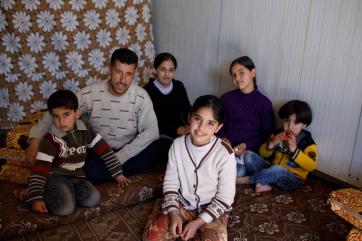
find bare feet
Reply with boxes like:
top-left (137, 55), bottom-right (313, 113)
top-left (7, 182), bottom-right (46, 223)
top-left (236, 176), bottom-right (250, 184)
top-left (255, 183), bottom-right (272, 193)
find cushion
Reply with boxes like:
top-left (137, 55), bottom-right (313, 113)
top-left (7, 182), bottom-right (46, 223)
top-left (329, 188), bottom-right (362, 230)
top-left (6, 123), bottom-right (32, 150)
top-left (5, 110), bottom-right (46, 150)
top-left (346, 227), bottom-right (362, 241)
top-left (0, 147), bottom-right (28, 166)
top-left (0, 164), bottom-right (30, 184)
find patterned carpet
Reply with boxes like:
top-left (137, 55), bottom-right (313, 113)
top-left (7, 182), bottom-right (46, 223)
top-left (7, 175), bottom-right (351, 241)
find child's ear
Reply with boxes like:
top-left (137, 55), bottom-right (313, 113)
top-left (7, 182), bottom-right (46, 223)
top-left (251, 68), bottom-right (256, 78)
top-left (75, 108), bottom-right (81, 119)
top-left (215, 123), bottom-right (223, 133)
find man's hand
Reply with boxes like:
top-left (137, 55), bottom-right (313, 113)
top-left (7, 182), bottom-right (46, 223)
top-left (115, 175), bottom-right (131, 188)
top-left (168, 210), bottom-right (183, 237)
top-left (180, 218), bottom-right (205, 240)
top-left (32, 200), bottom-right (48, 213)
top-left (26, 138), bottom-right (40, 164)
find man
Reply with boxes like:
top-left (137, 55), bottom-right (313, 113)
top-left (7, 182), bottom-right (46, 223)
top-left (27, 48), bottom-right (161, 182)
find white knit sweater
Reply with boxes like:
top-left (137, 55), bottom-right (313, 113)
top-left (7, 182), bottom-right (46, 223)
top-left (162, 135), bottom-right (236, 223)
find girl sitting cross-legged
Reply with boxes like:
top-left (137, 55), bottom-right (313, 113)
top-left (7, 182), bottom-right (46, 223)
top-left (143, 95), bottom-right (236, 241)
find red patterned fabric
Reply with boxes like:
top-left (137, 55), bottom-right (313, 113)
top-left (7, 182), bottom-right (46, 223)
top-left (144, 198), bottom-right (229, 241)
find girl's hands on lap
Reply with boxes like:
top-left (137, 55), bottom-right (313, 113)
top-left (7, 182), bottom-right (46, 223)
top-left (180, 218), bottom-right (205, 240)
top-left (168, 210), bottom-right (183, 237)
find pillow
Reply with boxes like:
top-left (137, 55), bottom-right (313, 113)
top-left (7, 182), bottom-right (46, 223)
top-left (329, 188), bottom-right (362, 230)
top-left (6, 124), bottom-right (32, 150)
top-left (346, 227), bottom-right (362, 241)
top-left (0, 147), bottom-right (29, 167)
top-left (0, 164), bottom-right (30, 184)
top-left (24, 109), bottom-right (47, 124)
top-left (6, 110), bottom-right (46, 150)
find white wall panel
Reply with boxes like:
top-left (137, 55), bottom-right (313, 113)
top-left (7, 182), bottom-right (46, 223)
top-left (152, 0), bottom-right (222, 100)
top-left (152, 0), bottom-right (362, 185)
top-left (349, 108), bottom-right (362, 186)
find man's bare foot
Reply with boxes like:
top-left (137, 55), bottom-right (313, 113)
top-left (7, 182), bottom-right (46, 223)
top-left (236, 176), bottom-right (250, 184)
top-left (255, 183), bottom-right (272, 193)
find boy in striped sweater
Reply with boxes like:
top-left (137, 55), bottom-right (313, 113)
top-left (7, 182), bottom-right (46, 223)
top-left (26, 90), bottom-right (130, 216)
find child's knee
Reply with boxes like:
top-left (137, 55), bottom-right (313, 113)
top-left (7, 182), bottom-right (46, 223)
top-left (273, 165), bottom-right (288, 174)
top-left (49, 199), bottom-right (76, 216)
top-left (244, 151), bottom-right (261, 165)
top-left (79, 189), bottom-right (101, 207)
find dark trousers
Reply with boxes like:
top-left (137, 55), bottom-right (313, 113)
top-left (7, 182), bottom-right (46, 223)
top-left (84, 138), bottom-right (172, 183)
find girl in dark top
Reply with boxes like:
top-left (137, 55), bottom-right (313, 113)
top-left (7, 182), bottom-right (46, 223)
top-left (144, 53), bottom-right (191, 139)
top-left (218, 56), bottom-right (274, 177)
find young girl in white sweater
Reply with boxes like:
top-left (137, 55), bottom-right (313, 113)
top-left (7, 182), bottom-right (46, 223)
top-left (144, 95), bottom-right (236, 241)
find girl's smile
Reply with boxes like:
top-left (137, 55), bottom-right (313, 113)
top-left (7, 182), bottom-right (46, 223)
top-left (189, 107), bottom-right (223, 146)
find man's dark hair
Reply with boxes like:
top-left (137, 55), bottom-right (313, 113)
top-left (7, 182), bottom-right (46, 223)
top-left (111, 48), bottom-right (138, 67)
top-left (47, 90), bottom-right (78, 112)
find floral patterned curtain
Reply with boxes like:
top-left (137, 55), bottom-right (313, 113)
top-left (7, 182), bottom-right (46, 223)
top-left (0, 0), bottom-right (155, 129)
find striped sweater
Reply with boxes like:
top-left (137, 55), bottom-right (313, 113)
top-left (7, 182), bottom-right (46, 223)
top-left (27, 120), bottom-right (122, 204)
top-left (29, 81), bottom-right (159, 165)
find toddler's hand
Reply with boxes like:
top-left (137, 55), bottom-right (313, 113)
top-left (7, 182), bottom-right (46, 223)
top-left (115, 175), bottom-right (131, 188)
top-left (287, 134), bottom-right (297, 152)
top-left (268, 132), bottom-right (285, 149)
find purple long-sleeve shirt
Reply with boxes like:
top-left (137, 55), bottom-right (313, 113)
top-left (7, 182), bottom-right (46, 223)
top-left (218, 89), bottom-right (274, 152)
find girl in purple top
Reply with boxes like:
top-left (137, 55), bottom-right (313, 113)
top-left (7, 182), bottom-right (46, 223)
top-left (218, 56), bottom-right (274, 176)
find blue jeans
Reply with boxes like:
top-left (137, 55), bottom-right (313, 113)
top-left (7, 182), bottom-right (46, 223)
top-left (44, 175), bottom-right (100, 216)
top-left (244, 151), bottom-right (304, 190)
top-left (236, 154), bottom-right (246, 176)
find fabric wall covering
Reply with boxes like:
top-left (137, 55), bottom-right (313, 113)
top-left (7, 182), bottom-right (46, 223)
top-left (0, 0), bottom-right (155, 129)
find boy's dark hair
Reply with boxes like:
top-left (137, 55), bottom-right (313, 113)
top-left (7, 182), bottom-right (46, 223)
top-left (229, 56), bottom-right (257, 89)
top-left (191, 95), bottom-right (225, 123)
top-left (154, 52), bottom-right (177, 69)
top-left (111, 48), bottom-right (138, 67)
top-left (47, 90), bottom-right (78, 112)
top-left (278, 100), bottom-right (312, 126)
